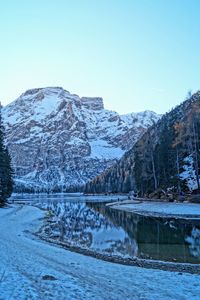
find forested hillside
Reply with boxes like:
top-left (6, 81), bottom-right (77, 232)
top-left (85, 91), bottom-right (200, 195)
top-left (0, 104), bottom-right (13, 204)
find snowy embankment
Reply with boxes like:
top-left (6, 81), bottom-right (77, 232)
top-left (112, 201), bottom-right (200, 218)
top-left (0, 205), bottom-right (200, 299)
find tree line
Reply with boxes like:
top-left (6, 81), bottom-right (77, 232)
top-left (0, 104), bottom-right (13, 205)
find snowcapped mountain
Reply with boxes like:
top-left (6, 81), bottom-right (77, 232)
top-left (3, 87), bottom-right (160, 192)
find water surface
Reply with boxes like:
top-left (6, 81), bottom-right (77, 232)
top-left (10, 194), bottom-right (200, 264)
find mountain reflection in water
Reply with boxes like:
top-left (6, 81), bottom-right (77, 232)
top-left (37, 200), bottom-right (138, 258)
top-left (33, 198), bottom-right (200, 264)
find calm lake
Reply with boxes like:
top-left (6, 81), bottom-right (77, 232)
top-left (11, 194), bottom-right (200, 264)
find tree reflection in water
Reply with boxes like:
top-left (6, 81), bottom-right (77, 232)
top-left (36, 199), bottom-right (200, 263)
top-left (186, 227), bottom-right (200, 258)
top-left (96, 204), bottom-right (200, 263)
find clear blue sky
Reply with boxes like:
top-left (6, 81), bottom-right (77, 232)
top-left (1, 0), bottom-right (200, 114)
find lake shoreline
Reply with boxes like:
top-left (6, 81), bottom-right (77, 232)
top-left (110, 200), bottom-right (200, 221)
top-left (34, 208), bottom-right (200, 275)
top-left (1, 204), bottom-right (199, 299)
top-left (35, 230), bottom-right (200, 275)
top-left (8, 194), bottom-right (200, 273)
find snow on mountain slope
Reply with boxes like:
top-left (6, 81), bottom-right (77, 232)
top-left (3, 87), bottom-right (160, 192)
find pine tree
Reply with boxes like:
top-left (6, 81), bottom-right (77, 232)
top-left (0, 104), bottom-right (13, 205)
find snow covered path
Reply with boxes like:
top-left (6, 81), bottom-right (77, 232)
top-left (0, 205), bottom-right (200, 300)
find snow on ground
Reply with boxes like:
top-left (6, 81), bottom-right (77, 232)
top-left (113, 201), bottom-right (200, 217)
top-left (89, 139), bottom-right (124, 159)
top-left (180, 155), bottom-right (198, 191)
top-left (120, 110), bottom-right (161, 127)
top-left (0, 205), bottom-right (199, 300)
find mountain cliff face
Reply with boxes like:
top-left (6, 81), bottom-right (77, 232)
top-left (3, 87), bottom-right (160, 192)
top-left (85, 92), bottom-right (200, 195)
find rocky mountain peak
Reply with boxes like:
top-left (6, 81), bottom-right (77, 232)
top-left (2, 87), bottom-right (160, 192)
top-left (21, 87), bottom-right (66, 99)
top-left (81, 97), bottom-right (104, 110)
